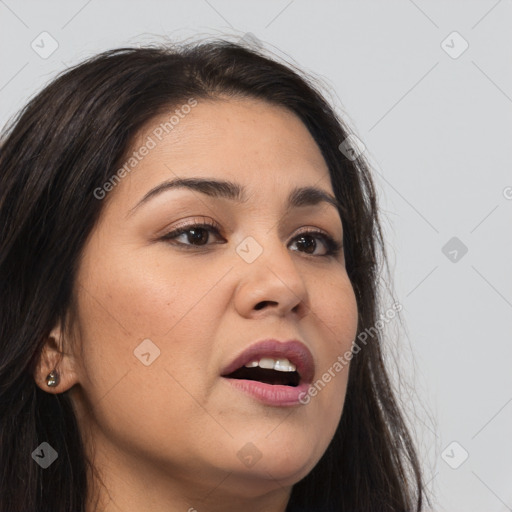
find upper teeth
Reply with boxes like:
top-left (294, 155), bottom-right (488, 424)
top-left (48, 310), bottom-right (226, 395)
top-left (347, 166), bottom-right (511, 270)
top-left (244, 357), bottom-right (297, 372)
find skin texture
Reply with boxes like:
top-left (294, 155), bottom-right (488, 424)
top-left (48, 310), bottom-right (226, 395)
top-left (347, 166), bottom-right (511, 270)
top-left (34, 97), bottom-right (359, 512)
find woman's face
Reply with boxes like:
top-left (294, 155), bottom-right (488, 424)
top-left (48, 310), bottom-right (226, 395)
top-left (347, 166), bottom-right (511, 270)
top-left (65, 97), bottom-right (358, 506)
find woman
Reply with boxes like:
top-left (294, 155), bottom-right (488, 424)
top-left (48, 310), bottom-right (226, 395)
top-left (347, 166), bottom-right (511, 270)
top-left (0, 40), bottom-right (428, 511)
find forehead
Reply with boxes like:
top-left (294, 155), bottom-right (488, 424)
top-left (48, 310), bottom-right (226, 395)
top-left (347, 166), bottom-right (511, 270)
top-left (105, 97), bottom-right (334, 213)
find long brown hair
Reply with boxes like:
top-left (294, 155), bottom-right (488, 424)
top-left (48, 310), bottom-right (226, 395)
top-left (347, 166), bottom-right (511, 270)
top-left (0, 40), bottom-right (428, 511)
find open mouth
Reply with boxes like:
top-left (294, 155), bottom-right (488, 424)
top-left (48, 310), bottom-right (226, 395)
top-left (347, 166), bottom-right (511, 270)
top-left (225, 357), bottom-right (301, 387)
top-left (221, 340), bottom-right (314, 406)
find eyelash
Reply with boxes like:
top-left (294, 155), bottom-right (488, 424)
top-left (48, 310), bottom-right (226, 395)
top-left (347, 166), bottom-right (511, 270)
top-left (160, 218), bottom-right (343, 258)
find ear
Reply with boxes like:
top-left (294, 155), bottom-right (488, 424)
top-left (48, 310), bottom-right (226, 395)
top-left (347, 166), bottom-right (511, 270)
top-left (33, 321), bottom-right (80, 394)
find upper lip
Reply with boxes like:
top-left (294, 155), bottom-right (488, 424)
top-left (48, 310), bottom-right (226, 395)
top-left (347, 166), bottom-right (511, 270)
top-left (221, 339), bottom-right (315, 383)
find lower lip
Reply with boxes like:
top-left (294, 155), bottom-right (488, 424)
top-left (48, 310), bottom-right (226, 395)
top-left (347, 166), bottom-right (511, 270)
top-left (222, 378), bottom-right (311, 407)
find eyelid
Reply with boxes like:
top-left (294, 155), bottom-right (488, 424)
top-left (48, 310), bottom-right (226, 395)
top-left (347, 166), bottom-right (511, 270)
top-left (167, 216), bottom-right (221, 231)
top-left (294, 225), bottom-right (332, 238)
top-left (161, 218), bottom-right (339, 242)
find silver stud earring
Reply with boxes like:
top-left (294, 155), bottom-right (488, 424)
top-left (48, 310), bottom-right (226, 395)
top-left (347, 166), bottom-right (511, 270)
top-left (46, 370), bottom-right (60, 387)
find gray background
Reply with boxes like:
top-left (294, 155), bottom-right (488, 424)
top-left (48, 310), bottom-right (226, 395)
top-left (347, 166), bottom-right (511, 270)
top-left (1, 1), bottom-right (511, 510)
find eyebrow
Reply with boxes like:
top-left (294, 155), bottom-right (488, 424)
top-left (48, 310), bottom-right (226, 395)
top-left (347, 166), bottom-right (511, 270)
top-left (127, 177), bottom-right (343, 217)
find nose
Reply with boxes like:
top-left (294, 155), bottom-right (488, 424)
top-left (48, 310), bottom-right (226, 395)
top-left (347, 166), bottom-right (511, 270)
top-left (233, 235), bottom-right (310, 321)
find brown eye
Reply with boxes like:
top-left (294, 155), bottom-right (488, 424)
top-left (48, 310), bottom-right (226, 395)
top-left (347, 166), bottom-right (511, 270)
top-left (161, 223), bottom-right (223, 247)
top-left (289, 230), bottom-right (342, 257)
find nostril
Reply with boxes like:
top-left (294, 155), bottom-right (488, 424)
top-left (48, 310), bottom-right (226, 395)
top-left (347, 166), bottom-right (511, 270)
top-left (254, 300), bottom-right (276, 310)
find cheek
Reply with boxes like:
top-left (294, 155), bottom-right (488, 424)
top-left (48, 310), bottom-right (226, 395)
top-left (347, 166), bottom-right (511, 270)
top-left (77, 243), bottom-right (223, 344)
top-left (72, 246), bottom-right (227, 405)
top-left (315, 271), bottom-right (359, 353)
top-left (306, 272), bottom-right (358, 414)
top-left (71, 255), bottom-right (227, 460)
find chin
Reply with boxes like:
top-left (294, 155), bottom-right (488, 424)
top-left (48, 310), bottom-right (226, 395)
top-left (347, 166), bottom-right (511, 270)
top-left (226, 436), bottom-right (324, 494)
top-left (221, 456), bottom-right (318, 501)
